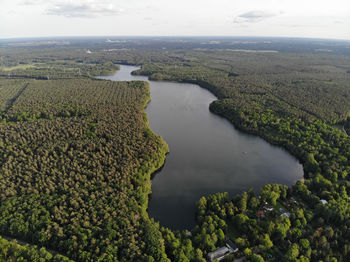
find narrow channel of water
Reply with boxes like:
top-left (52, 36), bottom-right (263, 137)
top-left (98, 65), bottom-right (303, 230)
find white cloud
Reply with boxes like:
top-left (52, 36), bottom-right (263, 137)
top-left (46, 1), bottom-right (124, 18)
top-left (21, 0), bottom-right (37, 5)
top-left (0, 0), bottom-right (349, 39)
top-left (17, 0), bottom-right (125, 18)
top-left (234, 10), bottom-right (282, 23)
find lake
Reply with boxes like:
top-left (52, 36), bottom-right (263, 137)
top-left (98, 65), bottom-right (303, 230)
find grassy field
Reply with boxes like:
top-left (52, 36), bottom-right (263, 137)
top-left (0, 63), bottom-right (38, 71)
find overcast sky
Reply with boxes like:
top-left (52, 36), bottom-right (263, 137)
top-left (1, 0), bottom-right (349, 40)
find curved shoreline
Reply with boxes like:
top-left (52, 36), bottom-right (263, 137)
top-left (100, 64), bottom-right (303, 229)
top-left (131, 66), bottom-right (305, 170)
top-left (96, 72), bottom-right (170, 219)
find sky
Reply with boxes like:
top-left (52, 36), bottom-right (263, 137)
top-left (0, 0), bottom-right (349, 40)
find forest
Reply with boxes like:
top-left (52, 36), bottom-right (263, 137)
top-left (0, 236), bottom-right (73, 261)
top-left (0, 37), bottom-right (349, 261)
top-left (0, 76), bottom-right (169, 261)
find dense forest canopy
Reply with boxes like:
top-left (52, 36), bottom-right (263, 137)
top-left (0, 37), bottom-right (349, 261)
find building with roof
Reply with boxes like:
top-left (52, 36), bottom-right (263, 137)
top-left (207, 239), bottom-right (239, 261)
top-left (207, 246), bottom-right (230, 261)
top-left (320, 199), bottom-right (328, 205)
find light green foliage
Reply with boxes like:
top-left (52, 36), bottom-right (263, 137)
top-left (0, 79), bottom-right (28, 111)
top-left (0, 78), bottom-right (169, 261)
top-left (1, 39), bottom-right (350, 262)
top-left (239, 192), bottom-right (248, 213)
top-left (285, 243), bottom-right (300, 261)
top-left (275, 216), bottom-right (291, 239)
top-left (249, 197), bottom-right (260, 209)
top-left (259, 234), bottom-right (273, 251)
top-left (244, 248), bottom-right (253, 256)
top-left (0, 59), bottom-right (118, 79)
top-left (235, 214), bottom-right (249, 227)
top-left (260, 185), bottom-right (278, 205)
top-left (0, 236), bottom-right (73, 262)
top-left (299, 239), bottom-right (310, 250)
top-left (5, 79), bottom-right (149, 121)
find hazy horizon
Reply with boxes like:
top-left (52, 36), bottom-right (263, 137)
top-left (1, 35), bottom-right (350, 42)
top-left (1, 0), bottom-right (350, 40)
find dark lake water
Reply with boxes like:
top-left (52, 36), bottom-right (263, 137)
top-left (98, 65), bottom-right (303, 230)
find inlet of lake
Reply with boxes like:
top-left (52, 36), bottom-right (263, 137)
top-left (98, 65), bottom-right (303, 230)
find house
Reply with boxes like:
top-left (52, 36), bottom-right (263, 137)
top-left (264, 206), bottom-right (274, 212)
top-left (207, 246), bottom-right (230, 261)
top-left (257, 210), bottom-right (265, 218)
top-left (279, 208), bottom-right (291, 218)
top-left (207, 239), bottom-right (239, 261)
top-left (282, 202), bottom-right (291, 207)
top-left (226, 240), bottom-right (239, 253)
top-left (291, 198), bottom-right (299, 205)
top-left (281, 212), bottom-right (291, 218)
top-left (320, 199), bottom-right (328, 205)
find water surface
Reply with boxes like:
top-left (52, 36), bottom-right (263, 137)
top-left (98, 65), bottom-right (303, 230)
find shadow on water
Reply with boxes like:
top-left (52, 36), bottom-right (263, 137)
top-left (150, 154), bottom-right (169, 180)
top-left (147, 155), bottom-right (169, 209)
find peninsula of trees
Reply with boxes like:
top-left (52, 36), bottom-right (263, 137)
top-left (0, 37), bottom-right (349, 261)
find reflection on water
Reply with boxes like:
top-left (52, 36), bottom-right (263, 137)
top-left (98, 65), bottom-right (303, 230)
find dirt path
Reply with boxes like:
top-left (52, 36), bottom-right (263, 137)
top-left (5, 82), bottom-right (29, 112)
top-left (1, 234), bottom-right (68, 258)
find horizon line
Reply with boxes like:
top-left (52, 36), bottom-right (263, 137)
top-left (1, 35), bottom-right (350, 42)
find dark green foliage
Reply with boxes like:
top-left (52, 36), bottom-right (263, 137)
top-left (133, 51), bottom-right (350, 124)
top-left (0, 79), bottom-right (29, 112)
top-left (1, 38), bottom-right (350, 261)
top-left (0, 59), bottom-right (119, 80)
top-left (0, 236), bottom-right (73, 262)
top-left (0, 78), bottom-right (169, 261)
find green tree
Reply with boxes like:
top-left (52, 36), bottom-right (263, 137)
top-left (259, 234), bottom-right (273, 251)
top-left (285, 243), bottom-right (299, 261)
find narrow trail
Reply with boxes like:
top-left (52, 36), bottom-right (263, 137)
top-left (5, 82), bottom-right (29, 112)
top-left (1, 234), bottom-right (68, 258)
